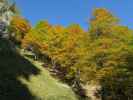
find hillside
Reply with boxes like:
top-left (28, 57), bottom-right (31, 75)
top-left (0, 38), bottom-right (77, 100)
top-left (1, 1), bottom-right (133, 99)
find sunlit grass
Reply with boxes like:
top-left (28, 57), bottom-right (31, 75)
top-left (19, 58), bottom-right (77, 100)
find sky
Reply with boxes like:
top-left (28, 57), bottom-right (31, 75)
top-left (15, 0), bottom-right (133, 30)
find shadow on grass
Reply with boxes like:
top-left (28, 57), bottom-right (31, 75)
top-left (0, 39), bottom-right (40, 100)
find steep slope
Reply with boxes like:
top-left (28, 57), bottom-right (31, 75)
top-left (19, 58), bottom-right (77, 100)
top-left (0, 38), bottom-right (77, 100)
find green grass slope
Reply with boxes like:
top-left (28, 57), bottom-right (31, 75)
top-left (20, 59), bottom-right (77, 100)
top-left (0, 38), bottom-right (77, 100)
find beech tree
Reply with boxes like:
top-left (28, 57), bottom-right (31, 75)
top-left (9, 16), bottom-right (31, 44)
top-left (88, 8), bottom-right (133, 100)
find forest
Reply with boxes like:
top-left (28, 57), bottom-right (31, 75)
top-left (0, 0), bottom-right (133, 100)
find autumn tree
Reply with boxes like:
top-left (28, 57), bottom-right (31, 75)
top-left (88, 8), bottom-right (133, 100)
top-left (89, 8), bottom-right (118, 37)
top-left (21, 21), bottom-right (52, 58)
top-left (9, 16), bottom-right (31, 44)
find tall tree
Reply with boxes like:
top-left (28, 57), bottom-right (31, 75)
top-left (89, 8), bottom-right (119, 37)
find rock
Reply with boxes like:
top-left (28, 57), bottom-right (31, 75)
top-left (84, 83), bottom-right (102, 100)
top-left (0, 0), bottom-right (14, 38)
